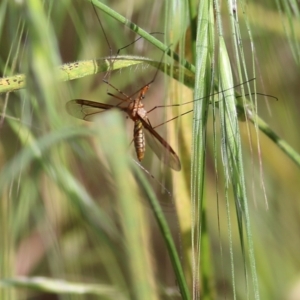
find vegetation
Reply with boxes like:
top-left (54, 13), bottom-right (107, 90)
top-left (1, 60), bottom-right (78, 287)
top-left (0, 0), bottom-right (300, 299)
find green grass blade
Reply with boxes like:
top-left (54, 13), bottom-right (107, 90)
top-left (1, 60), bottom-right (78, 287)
top-left (94, 110), bottom-right (159, 299)
top-left (0, 56), bottom-right (195, 94)
top-left (243, 106), bottom-right (300, 171)
top-left (218, 35), bottom-right (260, 300)
top-left (91, 0), bottom-right (195, 74)
top-left (191, 0), bottom-right (214, 298)
top-left (1, 277), bottom-right (126, 299)
top-left (132, 163), bottom-right (190, 300)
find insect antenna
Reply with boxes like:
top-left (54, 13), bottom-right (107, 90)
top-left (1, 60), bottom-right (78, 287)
top-left (149, 78), bottom-right (278, 129)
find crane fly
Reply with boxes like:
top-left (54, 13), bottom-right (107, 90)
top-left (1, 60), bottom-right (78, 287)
top-left (66, 83), bottom-right (182, 171)
top-left (65, 4), bottom-right (182, 171)
top-left (66, 74), bottom-right (277, 173)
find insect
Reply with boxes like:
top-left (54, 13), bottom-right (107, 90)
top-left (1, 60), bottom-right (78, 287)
top-left (66, 79), bottom-right (182, 171)
top-left (66, 2), bottom-right (182, 170)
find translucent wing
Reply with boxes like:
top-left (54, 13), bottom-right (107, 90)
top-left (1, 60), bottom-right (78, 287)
top-left (66, 99), bottom-right (124, 121)
top-left (140, 118), bottom-right (181, 171)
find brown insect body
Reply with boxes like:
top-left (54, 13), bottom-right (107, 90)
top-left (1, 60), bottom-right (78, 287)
top-left (133, 119), bottom-right (145, 161)
top-left (126, 85), bottom-right (150, 162)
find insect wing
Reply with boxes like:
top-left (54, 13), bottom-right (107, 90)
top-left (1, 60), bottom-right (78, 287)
top-left (141, 118), bottom-right (181, 171)
top-left (66, 99), bottom-right (116, 121)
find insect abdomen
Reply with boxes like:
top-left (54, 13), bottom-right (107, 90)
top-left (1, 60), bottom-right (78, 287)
top-left (133, 120), bottom-right (145, 161)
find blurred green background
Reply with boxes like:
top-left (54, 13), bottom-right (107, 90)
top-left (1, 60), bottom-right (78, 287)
top-left (0, 0), bottom-right (300, 299)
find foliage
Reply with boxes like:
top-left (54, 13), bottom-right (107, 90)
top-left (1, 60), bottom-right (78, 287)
top-left (0, 0), bottom-right (300, 299)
